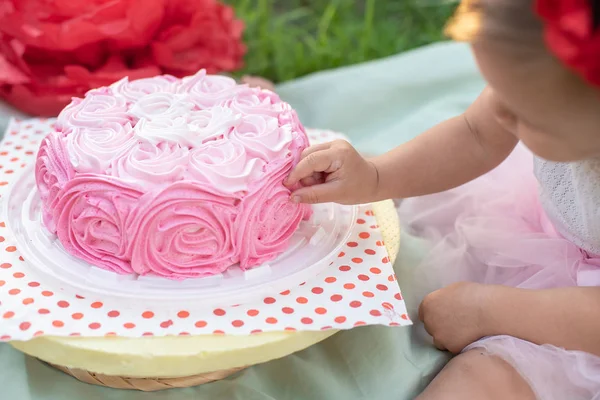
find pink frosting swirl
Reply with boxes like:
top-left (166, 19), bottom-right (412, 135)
top-left (186, 138), bottom-right (265, 194)
top-left (57, 94), bottom-right (130, 131)
top-left (229, 114), bottom-right (294, 161)
top-left (110, 75), bottom-right (178, 103)
top-left (52, 175), bottom-right (143, 274)
top-left (235, 161), bottom-right (311, 268)
top-left (278, 106), bottom-right (305, 137)
top-left (35, 132), bottom-right (75, 207)
top-left (65, 122), bottom-right (136, 173)
top-left (35, 132), bottom-right (76, 232)
top-left (278, 108), bottom-right (309, 162)
top-left (224, 86), bottom-right (282, 117)
top-left (177, 70), bottom-right (239, 109)
top-left (110, 141), bottom-right (190, 186)
top-left (126, 182), bottom-right (238, 278)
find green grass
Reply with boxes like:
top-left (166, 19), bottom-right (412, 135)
top-left (226, 0), bottom-right (458, 82)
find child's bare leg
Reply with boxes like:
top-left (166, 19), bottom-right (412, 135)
top-left (416, 350), bottom-right (536, 400)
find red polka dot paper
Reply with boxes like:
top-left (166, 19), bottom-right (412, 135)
top-left (0, 119), bottom-right (411, 342)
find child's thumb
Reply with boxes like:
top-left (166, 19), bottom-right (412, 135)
top-left (291, 182), bottom-right (341, 205)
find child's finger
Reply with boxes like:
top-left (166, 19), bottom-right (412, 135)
top-left (240, 75), bottom-right (276, 91)
top-left (418, 302), bottom-right (425, 323)
top-left (432, 338), bottom-right (446, 352)
top-left (300, 172), bottom-right (324, 187)
top-left (290, 181), bottom-right (342, 204)
top-left (300, 142), bottom-right (331, 159)
top-left (286, 149), bottom-right (341, 186)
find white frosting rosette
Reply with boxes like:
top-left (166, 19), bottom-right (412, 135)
top-left (132, 116), bottom-right (196, 147)
top-left (187, 106), bottom-right (240, 143)
top-left (128, 92), bottom-right (195, 122)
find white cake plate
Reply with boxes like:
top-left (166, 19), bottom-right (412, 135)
top-left (4, 167), bottom-right (357, 308)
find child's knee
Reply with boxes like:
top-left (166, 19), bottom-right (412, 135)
top-left (418, 350), bottom-right (536, 400)
top-left (455, 350), bottom-right (533, 394)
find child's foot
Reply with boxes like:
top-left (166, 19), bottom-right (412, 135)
top-left (241, 75), bottom-right (276, 92)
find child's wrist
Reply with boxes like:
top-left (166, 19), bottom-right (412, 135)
top-left (367, 159), bottom-right (381, 200)
top-left (478, 285), bottom-right (521, 338)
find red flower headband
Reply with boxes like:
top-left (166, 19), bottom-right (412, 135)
top-left (535, 0), bottom-right (600, 87)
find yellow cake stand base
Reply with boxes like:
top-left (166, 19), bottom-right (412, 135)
top-left (10, 200), bottom-right (400, 391)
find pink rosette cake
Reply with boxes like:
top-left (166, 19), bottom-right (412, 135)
top-left (35, 70), bottom-right (311, 279)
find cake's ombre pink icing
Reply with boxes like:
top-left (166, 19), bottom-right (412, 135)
top-left (35, 70), bottom-right (311, 279)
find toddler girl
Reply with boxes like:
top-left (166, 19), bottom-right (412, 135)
top-left (284, 0), bottom-right (600, 399)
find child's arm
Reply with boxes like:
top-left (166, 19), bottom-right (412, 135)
top-left (419, 283), bottom-right (600, 357)
top-left (371, 87), bottom-right (518, 200)
top-left (491, 286), bottom-right (600, 357)
top-left (287, 87), bottom-right (519, 204)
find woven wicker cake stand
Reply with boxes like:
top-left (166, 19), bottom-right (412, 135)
top-left (10, 200), bottom-right (401, 391)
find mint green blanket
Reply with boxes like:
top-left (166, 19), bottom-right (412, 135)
top-left (0, 42), bottom-right (484, 400)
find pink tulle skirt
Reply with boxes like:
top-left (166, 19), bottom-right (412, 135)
top-left (398, 145), bottom-right (600, 400)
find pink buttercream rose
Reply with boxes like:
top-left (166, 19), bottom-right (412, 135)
top-left (52, 175), bottom-right (143, 274)
top-left (278, 108), bottom-right (308, 162)
top-left (35, 132), bottom-right (74, 205)
top-left (229, 113), bottom-right (294, 162)
top-left (235, 160), bottom-right (311, 268)
top-left (126, 181), bottom-right (238, 278)
top-left (278, 107), bottom-right (306, 137)
top-left (177, 70), bottom-right (239, 108)
top-left (66, 122), bottom-right (137, 173)
top-left (35, 132), bottom-right (75, 233)
top-left (35, 131), bottom-right (75, 232)
top-left (110, 75), bottom-right (179, 104)
top-left (57, 93), bottom-right (131, 131)
top-left (110, 140), bottom-right (189, 186)
top-left (186, 138), bottom-right (264, 194)
top-left (224, 86), bottom-right (281, 117)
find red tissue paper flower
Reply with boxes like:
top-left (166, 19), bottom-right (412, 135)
top-left (0, 0), bottom-right (246, 116)
top-left (535, 0), bottom-right (600, 87)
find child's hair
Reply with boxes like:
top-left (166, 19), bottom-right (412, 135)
top-left (446, 0), bottom-right (600, 89)
top-left (447, 0), bottom-right (600, 47)
top-left (446, 0), bottom-right (543, 48)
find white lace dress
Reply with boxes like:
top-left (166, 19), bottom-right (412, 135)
top-left (399, 144), bottom-right (600, 400)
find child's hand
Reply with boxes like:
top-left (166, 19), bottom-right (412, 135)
top-left (240, 75), bottom-right (276, 92)
top-left (285, 140), bottom-right (379, 205)
top-left (418, 282), bottom-right (498, 354)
